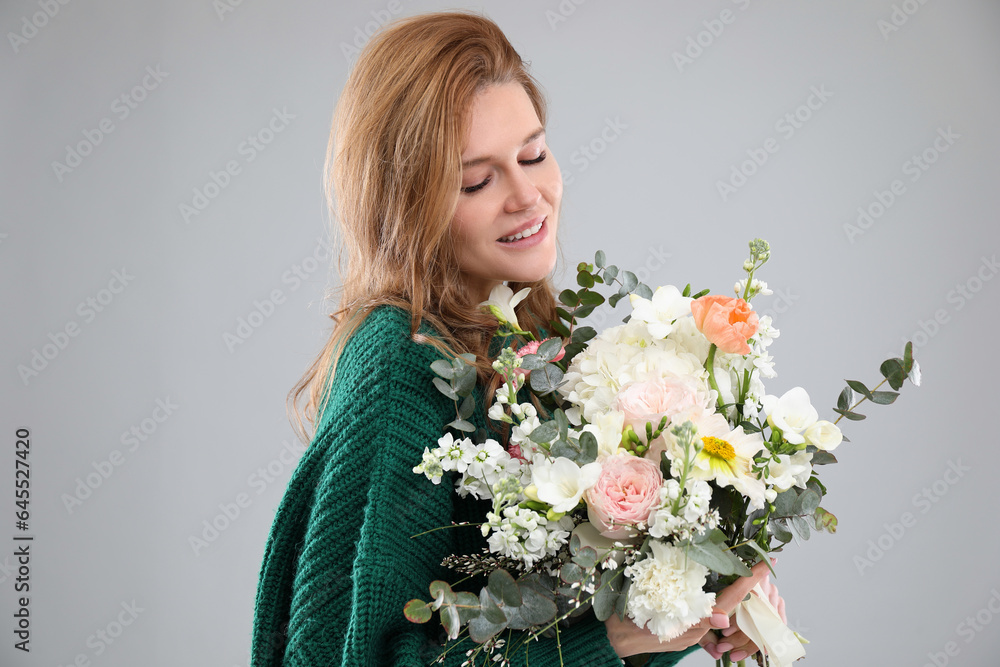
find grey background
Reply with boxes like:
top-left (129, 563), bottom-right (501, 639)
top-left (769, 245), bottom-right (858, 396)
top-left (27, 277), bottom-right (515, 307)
top-left (3, 0), bottom-right (999, 665)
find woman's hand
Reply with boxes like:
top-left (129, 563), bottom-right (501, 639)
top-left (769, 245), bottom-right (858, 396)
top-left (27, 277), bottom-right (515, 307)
top-left (605, 559), bottom-right (773, 658)
top-left (700, 571), bottom-right (786, 662)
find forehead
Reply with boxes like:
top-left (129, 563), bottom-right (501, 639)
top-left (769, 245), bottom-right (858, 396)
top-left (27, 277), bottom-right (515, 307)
top-left (462, 83), bottom-right (542, 157)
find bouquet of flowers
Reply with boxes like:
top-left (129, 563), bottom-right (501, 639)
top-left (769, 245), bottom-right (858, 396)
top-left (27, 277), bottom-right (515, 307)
top-left (406, 239), bottom-right (918, 666)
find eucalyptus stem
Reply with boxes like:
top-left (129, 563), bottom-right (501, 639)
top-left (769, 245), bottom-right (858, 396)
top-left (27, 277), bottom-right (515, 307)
top-left (833, 377), bottom-right (889, 425)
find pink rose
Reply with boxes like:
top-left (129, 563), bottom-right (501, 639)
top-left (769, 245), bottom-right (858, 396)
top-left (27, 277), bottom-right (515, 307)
top-left (511, 337), bottom-right (565, 379)
top-left (615, 377), bottom-right (708, 436)
top-left (585, 454), bottom-right (663, 539)
top-left (690, 295), bottom-right (759, 355)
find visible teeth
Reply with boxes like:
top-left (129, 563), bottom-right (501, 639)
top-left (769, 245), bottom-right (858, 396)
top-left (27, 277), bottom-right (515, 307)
top-left (500, 221), bottom-right (543, 243)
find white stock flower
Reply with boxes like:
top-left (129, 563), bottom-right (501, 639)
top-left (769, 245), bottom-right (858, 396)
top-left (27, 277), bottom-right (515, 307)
top-left (479, 284), bottom-right (531, 329)
top-left (531, 456), bottom-right (602, 513)
top-left (629, 285), bottom-right (693, 339)
top-left (625, 540), bottom-right (716, 642)
top-left (804, 420), bottom-right (842, 451)
top-left (761, 387), bottom-right (818, 445)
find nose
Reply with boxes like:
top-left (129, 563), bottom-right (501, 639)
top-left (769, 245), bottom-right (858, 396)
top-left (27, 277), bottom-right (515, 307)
top-left (504, 167), bottom-right (542, 213)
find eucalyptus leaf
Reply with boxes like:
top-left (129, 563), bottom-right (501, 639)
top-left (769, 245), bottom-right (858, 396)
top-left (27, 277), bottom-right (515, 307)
top-left (558, 289), bottom-right (580, 307)
top-left (578, 431), bottom-right (598, 464)
top-left (870, 391), bottom-right (899, 405)
top-left (519, 353), bottom-right (547, 371)
top-left (685, 537), bottom-right (752, 577)
top-left (537, 337), bottom-right (564, 361)
top-left (813, 507), bottom-right (838, 534)
top-left (832, 408), bottom-right (866, 421)
top-left (528, 421), bottom-right (559, 445)
top-left (448, 419), bottom-right (475, 432)
top-left (837, 387), bottom-right (852, 412)
top-left (791, 515), bottom-right (812, 540)
top-left (773, 489), bottom-right (799, 517)
top-left (880, 358), bottom-right (906, 391)
top-left (430, 359), bottom-right (455, 379)
top-left (560, 563), bottom-right (585, 584)
top-left (433, 377), bottom-right (458, 400)
top-left (571, 326), bottom-right (597, 343)
top-left (453, 365), bottom-right (477, 397)
top-left (595, 250), bottom-right (606, 268)
top-left (603, 265), bottom-right (619, 282)
top-left (846, 380), bottom-right (873, 400)
top-left (505, 584), bottom-right (557, 629)
top-left (620, 271), bottom-right (638, 294)
top-left (469, 588), bottom-right (507, 643)
top-left (634, 283), bottom-right (653, 299)
top-left (403, 599), bottom-right (432, 623)
top-left (529, 363), bottom-right (564, 395)
top-left (455, 591), bottom-right (482, 624)
top-left (770, 519), bottom-right (793, 543)
top-left (811, 451), bottom-right (838, 465)
top-left (796, 489), bottom-right (821, 515)
top-left (743, 508), bottom-right (767, 539)
top-left (554, 409), bottom-right (570, 438)
top-left (572, 546), bottom-right (599, 570)
top-left (488, 569), bottom-right (522, 608)
top-left (458, 395), bottom-right (475, 420)
top-left (903, 341), bottom-right (914, 374)
top-left (593, 568), bottom-right (622, 621)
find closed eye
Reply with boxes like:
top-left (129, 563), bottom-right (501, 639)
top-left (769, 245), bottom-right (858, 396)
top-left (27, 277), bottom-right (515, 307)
top-left (461, 151), bottom-right (548, 194)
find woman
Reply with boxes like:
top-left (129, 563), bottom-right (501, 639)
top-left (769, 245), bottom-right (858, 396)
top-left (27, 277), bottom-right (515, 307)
top-left (251, 10), bottom-right (777, 666)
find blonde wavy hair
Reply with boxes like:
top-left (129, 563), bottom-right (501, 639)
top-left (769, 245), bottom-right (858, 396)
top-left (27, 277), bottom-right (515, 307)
top-left (288, 10), bottom-right (560, 443)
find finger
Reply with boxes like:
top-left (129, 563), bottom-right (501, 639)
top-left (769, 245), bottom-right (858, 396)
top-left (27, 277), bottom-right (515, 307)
top-left (713, 560), bottom-right (772, 615)
top-left (778, 596), bottom-right (787, 624)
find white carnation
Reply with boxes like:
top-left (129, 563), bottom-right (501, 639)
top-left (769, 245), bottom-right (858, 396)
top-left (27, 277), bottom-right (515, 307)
top-left (625, 541), bottom-right (715, 641)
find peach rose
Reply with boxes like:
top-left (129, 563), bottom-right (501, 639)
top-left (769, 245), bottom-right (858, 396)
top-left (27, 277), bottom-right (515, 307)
top-left (615, 377), bottom-right (709, 436)
top-left (585, 454), bottom-right (663, 539)
top-left (690, 295), bottom-right (759, 355)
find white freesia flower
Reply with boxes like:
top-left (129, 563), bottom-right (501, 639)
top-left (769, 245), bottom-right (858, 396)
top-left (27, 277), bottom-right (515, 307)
top-left (629, 286), bottom-right (693, 339)
top-left (625, 540), bottom-right (716, 641)
top-left (908, 360), bottom-right (921, 387)
top-left (479, 284), bottom-right (531, 329)
top-left (803, 420), bottom-right (842, 451)
top-left (761, 387), bottom-right (819, 445)
top-left (531, 456), bottom-right (602, 513)
top-left (765, 451), bottom-right (813, 496)
top-left (580, 410), bottom-right (626, 460)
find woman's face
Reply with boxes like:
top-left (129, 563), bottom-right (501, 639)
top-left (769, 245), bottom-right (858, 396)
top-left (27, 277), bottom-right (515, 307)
top-left (451, 82), bottom-right (562, 304)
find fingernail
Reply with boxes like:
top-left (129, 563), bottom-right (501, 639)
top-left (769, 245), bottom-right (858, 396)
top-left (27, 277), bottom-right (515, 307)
top-left (730, 651), bottom-right (749, 661)
top-left (770, 557), bottom-right (778, 565)
top-left (711, 612), bottom-right (730, 629)
top-left (721, 625), bottom-right (737, 637)
top-left (705, 643), bottom-right (721, 659)
top-left (717, 643), bottom-right (734, 653)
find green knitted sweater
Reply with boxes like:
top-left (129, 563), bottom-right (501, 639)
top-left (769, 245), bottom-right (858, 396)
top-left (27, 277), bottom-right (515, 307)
top-left (251, 305), bottom-right (699, 666)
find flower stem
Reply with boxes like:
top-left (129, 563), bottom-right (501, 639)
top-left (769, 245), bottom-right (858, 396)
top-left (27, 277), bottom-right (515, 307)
top-left (705, 344), bottom-right (725, 411)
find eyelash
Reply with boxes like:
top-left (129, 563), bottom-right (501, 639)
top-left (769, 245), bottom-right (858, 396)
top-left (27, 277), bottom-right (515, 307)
top-left (461, 151), bottom-right (548, 194)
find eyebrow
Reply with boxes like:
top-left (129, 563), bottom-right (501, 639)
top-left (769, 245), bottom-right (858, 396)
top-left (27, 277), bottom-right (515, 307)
top-left (461, 127), bottom-right (545, 169)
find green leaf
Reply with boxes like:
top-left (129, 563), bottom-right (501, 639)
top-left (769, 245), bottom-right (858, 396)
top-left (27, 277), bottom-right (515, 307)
top-left (505, 584), bottom-right (557, 629)
top-left (634, 283), bottom-right (653, 300)
top-left (790, 515), bottom-right (811, 540)
top-left (620, 271), bottom-right (638, 294)
top-left (773, 489), bottom-right (798, 517)
top-left (742, 508), bottom-right (767, 540)
top-left (686, 537), bottom-right (752, 577)
top-left (578, 431), bottom-right (598, 464)
top-left (573, 304), bottom-right (597, 319)
top-left (837, 387), bottom-right (852, 412)
top-left (529, 363), bottom-right (564, 395)
top-left (770, 519), bottom-right (793, 543)
top-left (846, 380), bottom-right (873, 400)
top-left (871, 391), bottom-right (899, 405)
top-left (832, 408), bottom-right (866, 421)
top-left (811, 451), bottom-right (838, 465)
top-left (455, 591), bottom-right (482, 624)
top-left (795, 490), bottom-right (821, 515)
top-left (403, 599), bottom-right (432, 623)
top-left (742, 541), bottom-right (776, 578)
top-left (549, 319), bottom-right (571, 338)
top-left (577, 271), bottom-right (595, 288)
top-left (813, 507), bottom-right (838, 534)
top-left (469, 588), bottom-right (507, 643)
top-left (592, 568), bottom-right (622, 621)
top-left (579, 290), bottom-right (605, 306)
top-left (560, 563), bottom-right (585, 584)
top-left (554, 409), bottom-right (570, 439)
top-left (550, 438), bottom-right (581, 462)
top-left (691, 288), bottom-right (710, 299)
top-left (572, 546), bottom-right (599, 569)
top-left (569, 532), bottom-right (581, 555)
top-left (902, 341), bottom-right (914, 374)
top-left (528, 421), bottom-right (559, 444)
top-left (458, 395), bottom-right (475, 420)
top-left (603, 265), bottom-right (619, 282)
top-left (880, 358), bottom-right (906, 391)
top-left (431, 359), bottom-right (455, 379)
top-left (453, 365), bottom-right (477, 397)
top-left (433, 377), bottom-right (458, 400)
top-left (448, 419), bottom-right (475, 432)
top-left (537, 337), bottom-right (564, 361)
top-left (571, 326), bottom-right (597, 344)
top-left (488, 569), bottom-right (522, 608)
top-left (595, 250), bottom-right (606, 268)
top-left (519, 353), bottom-right (547, 371)
top-left (608, 293), bottom-right (622, 308)
top-left (739, 421), bottom-right (761, 434)
top-left (558, 289), bottom-right (580, 307)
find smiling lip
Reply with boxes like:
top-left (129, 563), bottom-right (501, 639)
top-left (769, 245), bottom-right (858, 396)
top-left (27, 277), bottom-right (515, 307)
top-left (497, 216), bottom-right (547, 247)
